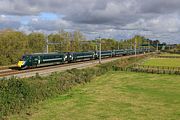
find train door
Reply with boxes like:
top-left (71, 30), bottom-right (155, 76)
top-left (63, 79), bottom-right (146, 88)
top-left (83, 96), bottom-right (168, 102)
top-left (38, 56), bottom-right (41, 64)
top-left (32, 56), bottom-right (38, 67)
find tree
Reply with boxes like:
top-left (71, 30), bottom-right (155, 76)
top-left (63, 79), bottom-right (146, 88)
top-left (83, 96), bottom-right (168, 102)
top-left (28, 32), bottom-right (46, 53)
top-left (0, 29), bottom-right (29, 65)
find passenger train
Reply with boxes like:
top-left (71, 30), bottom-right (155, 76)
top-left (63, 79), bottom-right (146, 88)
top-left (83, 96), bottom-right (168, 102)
top-left (17, 49), bottom-right (150, 69)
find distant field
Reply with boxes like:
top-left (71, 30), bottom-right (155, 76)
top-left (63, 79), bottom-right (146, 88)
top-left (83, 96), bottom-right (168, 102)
top-left (9, 71), bottom-right (180, 120)
top-left (160, 53), bottom-right (180, 56)
top-left (143, 58), bottom-right (180, 67)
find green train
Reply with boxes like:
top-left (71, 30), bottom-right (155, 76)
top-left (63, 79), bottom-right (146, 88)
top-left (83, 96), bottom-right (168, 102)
top-left (18, 52), bottom-right (67, 69)
top-left (17, 48), bottom-right (151, 69)
top-left (67, 51), bottom-right (96, 62)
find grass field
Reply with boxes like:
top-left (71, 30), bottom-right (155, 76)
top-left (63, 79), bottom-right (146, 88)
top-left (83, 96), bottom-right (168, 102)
top-left (143, 58), bottom-right (180, 67)
top-left (160, 53), bottom-right (180, 56)
top-left (9, 71), bottom-right (180, 120)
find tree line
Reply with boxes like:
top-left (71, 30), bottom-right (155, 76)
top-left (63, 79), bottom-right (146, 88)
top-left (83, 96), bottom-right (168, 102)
top-left (0, 29), bottom-right (155, 65)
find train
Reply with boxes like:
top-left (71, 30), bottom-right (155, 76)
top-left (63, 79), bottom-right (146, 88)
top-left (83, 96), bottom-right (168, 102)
top-left (17, 49), bottom-right (150, 69)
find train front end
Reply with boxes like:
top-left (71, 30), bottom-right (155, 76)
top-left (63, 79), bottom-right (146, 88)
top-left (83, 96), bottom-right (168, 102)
top-left (17, 55), bottom-right (28, 69)
top-left (17, 61), bottom-right (26, 67)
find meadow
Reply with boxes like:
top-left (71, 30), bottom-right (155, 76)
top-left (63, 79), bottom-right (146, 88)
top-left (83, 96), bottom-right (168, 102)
top-left (143, 58), bottom-right (180, 67)
top-left (9, 71), bottom-right (180, 120)
top-left (159, 53), bottom-right (180, 56)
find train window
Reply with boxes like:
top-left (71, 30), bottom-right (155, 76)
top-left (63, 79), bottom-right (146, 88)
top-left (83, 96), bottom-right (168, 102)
top-left (21, 55), bottom-right (29, 60)
top-left (44, 56), bottom-right (48, 59)
top-left (21, 56), bottom-right (25, 60)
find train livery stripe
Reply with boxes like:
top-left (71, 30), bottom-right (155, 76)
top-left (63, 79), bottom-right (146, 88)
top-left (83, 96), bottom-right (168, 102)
top-left (76, 55), bottom-right (93, 58)
top-left (42, 58), bottom-right (63, 62)
top-left (101, 53), bottom-right (112, 55)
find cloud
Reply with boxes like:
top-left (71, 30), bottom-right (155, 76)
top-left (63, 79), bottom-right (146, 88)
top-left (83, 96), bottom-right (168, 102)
top-left (0, 15), bottom-right (21, 29)
top-left (122, 14), bottom-right (180, 33)
top-left (0, 0), bottom-right (180, 43)
top-left (138, 0), bottom-right (180, 14)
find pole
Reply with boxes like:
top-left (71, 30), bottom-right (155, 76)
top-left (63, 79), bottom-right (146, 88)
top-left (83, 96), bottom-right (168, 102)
top-left (156, 42), bottom-right (158, 52)
top-left (59, 28), bottom-right (62, 52)
top-left (46, 35), bottom-right (48, 53)
top-left (95, 45), bottom-right (98, 51)
top-left (118, 41), bottom-right (120, 50)
top-left (148, 41), bottom-right (150, 53)
top-left (135, 38), bottom-right (137, 57)
top-left (99, 36), bottom-right (101, 64)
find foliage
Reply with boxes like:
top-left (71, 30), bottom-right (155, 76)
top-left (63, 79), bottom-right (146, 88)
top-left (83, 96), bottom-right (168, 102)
top-left (0, 30), bottom-right (29, 65)
top-left (176, 44), bottom-right (180, 50)
top-left (28, 33), bottom-right (46, 53)
top-left (173, 44), bottom-right (180, 53)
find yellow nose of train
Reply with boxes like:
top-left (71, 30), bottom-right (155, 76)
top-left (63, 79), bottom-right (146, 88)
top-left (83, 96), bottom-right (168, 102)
top-left (18, 61), bottom-right (25, 67)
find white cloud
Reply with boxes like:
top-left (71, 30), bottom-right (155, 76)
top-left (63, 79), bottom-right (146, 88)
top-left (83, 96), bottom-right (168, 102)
top-left (32, 18), bottom-right (39, 22)
top-left (0, 15), bottom-right (6, 19)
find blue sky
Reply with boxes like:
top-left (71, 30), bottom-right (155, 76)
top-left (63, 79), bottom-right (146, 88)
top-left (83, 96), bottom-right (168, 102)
top-left (0, 0), bottom-right (180, 43)
top-left (39, 12), bottom-right (59, 20)
top-left (19, 12), bottom-right (60, 25)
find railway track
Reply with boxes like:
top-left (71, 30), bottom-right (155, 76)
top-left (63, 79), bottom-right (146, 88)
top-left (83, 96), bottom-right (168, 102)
top-left (0, 65), bottom-right (16, 70)
top-left (0, 60), bottom-right (94, 78)
top-left (0, 54), bottom-right (147, 79)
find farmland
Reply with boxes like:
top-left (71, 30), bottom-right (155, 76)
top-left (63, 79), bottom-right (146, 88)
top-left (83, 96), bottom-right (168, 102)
top-left (159, 53), bottom-right (180, 57)
top-left (9, 71), bottom-right (180, 120)
top-left (143, 58), bottom-right (180, 67)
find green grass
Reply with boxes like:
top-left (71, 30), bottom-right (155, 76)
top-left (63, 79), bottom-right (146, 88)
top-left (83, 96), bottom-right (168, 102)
top-left (160, 53), bottom-right (180, 56)
top-left (9, 71), bottom-right (180, 120)
top-left (143, 58), bottom-right (180, 67)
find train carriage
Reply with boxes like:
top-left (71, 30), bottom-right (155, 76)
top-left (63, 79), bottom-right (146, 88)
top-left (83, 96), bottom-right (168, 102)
top-left (18, 52), bottom-right (67, 69)
top-left (67, 51), bottom-right (95, 62)
top-left (113, 49), bottom-right (126, 56)
top-left (96, 50), bottom-right (113, 58)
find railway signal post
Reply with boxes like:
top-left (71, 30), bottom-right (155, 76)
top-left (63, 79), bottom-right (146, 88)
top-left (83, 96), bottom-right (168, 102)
top-left (46, 35), bottom-right (49, 53)
top-left (99, 36), bottom-right (102, 64)
top-left (148, 41), bottom-right (150, 53)
top-left (156, 42), bottom-right (159, 52)
top-left (135, 37), bottom-right (137, 57)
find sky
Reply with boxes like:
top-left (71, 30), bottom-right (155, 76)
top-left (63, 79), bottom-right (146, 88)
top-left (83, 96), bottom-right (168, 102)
top-left (0, 0), bottom-right (180, 43)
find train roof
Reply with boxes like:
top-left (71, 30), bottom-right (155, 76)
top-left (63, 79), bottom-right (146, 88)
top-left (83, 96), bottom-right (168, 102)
top-left (23, 52), bottom-right (65, 56)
